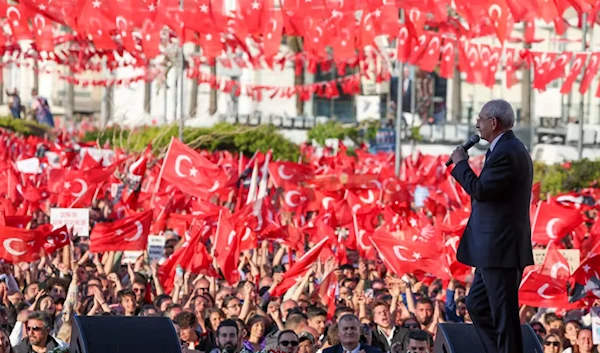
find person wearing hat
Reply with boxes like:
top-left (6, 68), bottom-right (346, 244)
top-left (298, 331), bottom-right (316, 353)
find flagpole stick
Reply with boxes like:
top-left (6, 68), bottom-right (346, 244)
top-left (394, 9), bottom-right (405, 177)
top-left (150, 137), bottom-right (175, 208)
top-left (177, 0), bottom-right (185, 141)
top-left (578, 13), bottom-right (588, 160)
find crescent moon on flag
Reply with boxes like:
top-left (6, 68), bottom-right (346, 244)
top-left (394, 245), bottom-right (416, 262)
top-left (125, 221), bottom-right (144, 242)
top-left (359, 190), bottom-right (375, 204)
top-left (72, 178), bottom-right (88, 197)
top-left (209, 181), bottom-right (220, 192)
top-left (322, 197), bottom-right (334, 210)
top-left (3, 238), bottom-right (26, 256)
top-left (278, 165), bottom-right (293, 180)
top-left (488, 4), bottom-right (502, 22)
top-left (175, 155), bottom-right (192, 177)
top-left (284, 190), bottom-right (301, 208)
top-left (545, 218), bottom-right (560, 240)
top-left (550, 262), bottom-right (569, 280)
top-left (537, 283), bottom-right (555, 300)
top-left (358, 230), bottom-right (371, 250)
top-left (6, 7), bottom-right (21, 21)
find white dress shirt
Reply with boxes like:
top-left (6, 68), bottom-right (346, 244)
top-left (489, 132), bottom-right (505, 152)
top-left (341, 343), bottom-right (361, 353)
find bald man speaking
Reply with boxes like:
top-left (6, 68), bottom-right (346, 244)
top-left (449, 99), bottom-right (534, 353)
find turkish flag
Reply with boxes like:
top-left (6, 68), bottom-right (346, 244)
top-left (0, 226), bottom-right (44, 263)
top-left (271, 236), bottom-right (330, 296)
top-left (214, 210), bottom-right (241, 284)
top-left (36, 224), bottom-right (70, 254)
top-left (531, 201), bottom-right (583, 244)
top-left (90, 211), bottom-right (152, 252)
top-left (159, 138), bottom-right (229, 200)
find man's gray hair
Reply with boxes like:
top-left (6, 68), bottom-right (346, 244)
top-left (338, 313), bottom-right (360, 324)
top-left (482, 99), bottom-right (515, 129)
top-left (27, 310), bottom-right (53, 329)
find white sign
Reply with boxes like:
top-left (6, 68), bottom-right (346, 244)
top-left (413, 185), bottom-right (430, 208)
top-left (532, 249), bottom-right (580, 274)
top-left (123, 236), bottom-right (166, 264)
top-left (147, 235), bottom-right (166, 262)
top-left (15, 158), bottom-right (41, 174)
top-left (592, 307), bottom-right (600, 344)
top-left (534, 89), bottom-right (562, 119)
top-left (50, 208), bottom-right (90, 236)
top-left (122, 251), bottom-right (143, 264)
top-left (356, 96), bottom-right (381, 122)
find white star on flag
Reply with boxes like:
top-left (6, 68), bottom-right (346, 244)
top-left (63, 182), bottom-right (71, 189)
top-left (92, 0), bottom-right (101, 7)
top-left (189, 167), bottom-right (198, 177)
top-left (115, 229), bottom-right (124, 236)
top-left (584, 264), bottom-right (591, 273)
top-left (200, 4), bottom-right (208, 12)
top-left (148, 3), bottom-right (156, 11)
top-left (38, 4), bottom-right (46, 10)
top-left (251, 0), bottom-right (260, 9)
top-left (413, 252), bottom-right (421, 260)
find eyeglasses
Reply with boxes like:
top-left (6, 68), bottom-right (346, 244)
top-left (280, 341), bottom-right (299, 347)
top-left (544, 341), bottom-right (560, 347)
top-left (406, 349), bottom-right (429, 353)
top-left (227, 303), bottom-right (242, 309)
top-left (26, 326), bottom-right (44, 332)
top-left (477, 115), bottom-right (494, 122)
top-left (197, 287), bottom-right (209, 292)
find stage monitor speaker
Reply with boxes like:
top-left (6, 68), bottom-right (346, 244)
top-left (433, 323), bottom-right (543, 353)
top-left (70, 315), bottom-right (182, 353)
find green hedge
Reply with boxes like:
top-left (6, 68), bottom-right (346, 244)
top-left (534, 159), bottom-right (600, 196)
top-left (0, 117), bottom-right (50, 136)
top-left (83, 123), bottom-right (300, 161)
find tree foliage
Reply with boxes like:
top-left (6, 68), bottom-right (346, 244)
top-left (534, 159), bottom-right (600, 196)
top-left (0, 117), bottom-right (50, 137)
top-left (83, 123), bottom-right (300, 161)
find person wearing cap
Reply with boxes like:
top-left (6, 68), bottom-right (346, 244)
top-left (298, 331), bottom-right (316, 353)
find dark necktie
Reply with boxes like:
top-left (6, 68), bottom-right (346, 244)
top-left (485, 149), bottom-right (491, 165)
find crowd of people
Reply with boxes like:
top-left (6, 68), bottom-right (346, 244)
top-left (0, 237), bottom-right (596, 353)
top-left (0, 122), bottom-right (592, 353)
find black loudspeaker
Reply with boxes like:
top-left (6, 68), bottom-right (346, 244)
top-left (433, 323), bottom-right (543, 353)
top-left (70, 315), bottom-right (182, 353)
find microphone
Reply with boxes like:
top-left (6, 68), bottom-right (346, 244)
top-left (445, 134), bottom-right (481, 167)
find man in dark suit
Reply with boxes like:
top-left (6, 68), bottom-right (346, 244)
top-left (323, 314), bottom-right (381, 353)
top-left (449, 99), bottom-right (534, 353)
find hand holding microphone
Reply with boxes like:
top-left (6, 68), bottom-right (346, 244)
top-left (446, 135), bottom-right (481, 167)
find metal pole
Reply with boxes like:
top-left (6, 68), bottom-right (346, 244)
top-left (163, 83), bottom-right (168, 124)
top-left (178, 50), bottom-right (185, 140)
top-left (410, 65), bottom-right (416, 117)
top-left (587, 29), bottom-right (595, 124)
top-left (394, 10), bottom-right (405, 177)
top-left (100, 57), bottom-right (109, 127)
top-left (395, 62), bottom-right (405, 177)
top-left (530, 69), bottom-right (536, 152)
top-left (177, 0), bottom-right (185, 140)
top-left (578, 13), bottom-right (588, 160)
